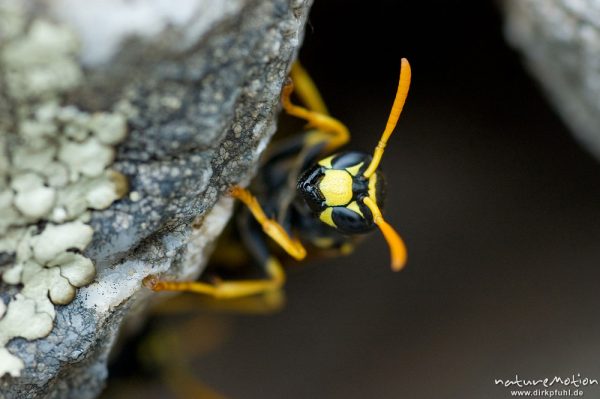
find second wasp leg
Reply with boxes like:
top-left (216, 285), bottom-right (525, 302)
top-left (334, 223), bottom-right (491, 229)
top-left (282, 68), bottom-right (350, 152)
top-left (144, 187), bottom-right (302, 301)
top-left (229, 185), bottom-right (306, 260)
top-left (290, 62), bottom-right (330, 115)
top-left (143, 257), bottom-right (285, 299)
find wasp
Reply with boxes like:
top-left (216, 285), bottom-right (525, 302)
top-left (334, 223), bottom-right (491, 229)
top-left (144, 58), bottom-right (412, 300)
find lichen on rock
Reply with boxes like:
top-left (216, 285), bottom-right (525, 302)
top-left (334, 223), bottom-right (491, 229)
top-left (0, 3), bottom-right (127, 378)
top-left (0, 0), bottom-right (313, 397)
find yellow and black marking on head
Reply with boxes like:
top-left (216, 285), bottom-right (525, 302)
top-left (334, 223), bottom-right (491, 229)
top-left (297, 151), bottom-right (385, 235)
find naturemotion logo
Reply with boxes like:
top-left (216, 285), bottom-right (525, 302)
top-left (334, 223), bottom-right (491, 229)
top-left (495, 374), bottom-right (598, 397)
top-left (494, 374), bottom-right (598, 389)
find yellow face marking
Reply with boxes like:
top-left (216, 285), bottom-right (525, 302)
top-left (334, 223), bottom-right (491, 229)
top-left (346, 201), bottom-right (364, 218)
top-left (345, 162), bottom-right (364, 176)
top-left (368, 173), bottom-right (378, 203)
top-left (318, 155), bottom-right (335, 168)
top-left (319, 169), bottom-right (353, 206)
top-left (319, 207), bottom-right (336, 228)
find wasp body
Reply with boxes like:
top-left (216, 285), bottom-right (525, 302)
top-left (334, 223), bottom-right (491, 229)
top-left (145, 59), bottom-right (412, 299)
top-left (298, 151), bottom-right (384, 235)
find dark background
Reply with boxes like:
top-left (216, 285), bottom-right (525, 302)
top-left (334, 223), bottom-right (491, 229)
top-left (104, 1), bottom-right (600, 398)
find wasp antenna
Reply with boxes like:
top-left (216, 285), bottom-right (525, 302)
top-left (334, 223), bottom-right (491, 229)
top-left (363, 58), bottom-right (412, 179)
top-left (362, 197), bottom-right (407, 271)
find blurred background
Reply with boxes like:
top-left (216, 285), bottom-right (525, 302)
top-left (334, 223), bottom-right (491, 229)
top-left (103, 1), bottom-right (600, 398)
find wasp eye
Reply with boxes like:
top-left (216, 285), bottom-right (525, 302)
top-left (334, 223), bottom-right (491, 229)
top-left (297, 164), bottom-right (326, 212)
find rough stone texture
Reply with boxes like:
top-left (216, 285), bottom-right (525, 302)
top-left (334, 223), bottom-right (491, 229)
top-left (0, 0), bottom-right (313, 398)
top-left (502, 0), bottom-right (600, 159)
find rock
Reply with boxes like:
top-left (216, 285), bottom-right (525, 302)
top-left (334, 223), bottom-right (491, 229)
top-left (503, 0), bottom-right (600, 158)
top-left (0, 0), bottom-right (313, 398)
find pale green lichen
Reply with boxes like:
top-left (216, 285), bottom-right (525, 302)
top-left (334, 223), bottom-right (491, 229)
top-left (0, 5), bottom-right (128, 378)
top-left (2, 19), bottom-right (82, 100)
top-left (11, 173), bottom-right (57, 219)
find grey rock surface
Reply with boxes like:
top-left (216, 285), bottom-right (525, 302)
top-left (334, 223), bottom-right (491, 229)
top-left (503, 0), bottom-right (600, 159)
top-left (0, 0), bottom-right (313, 398)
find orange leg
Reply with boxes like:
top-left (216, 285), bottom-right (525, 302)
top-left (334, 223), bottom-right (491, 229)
top-left (283, 64), bottom-right (350, 152)
top-left (229, 186), bottom-right (306, 260)
top-left (144, 258), bottom-right (285, 299)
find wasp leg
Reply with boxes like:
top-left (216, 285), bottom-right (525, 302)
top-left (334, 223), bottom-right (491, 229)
top-left (149, 287), bottom-right (285, 315)
top-left (229, 185), bottom-right (306, 260)
top-left (143, 257), bottom-right (285, 299)
top-left (145, 209), bottom-right (286, 311)
top-left (143, 187), bottom-right (303, 301)
top-left (282, 69), bottom-right (349, 152)
top-left (290, 62), bottom-right (329, 115)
